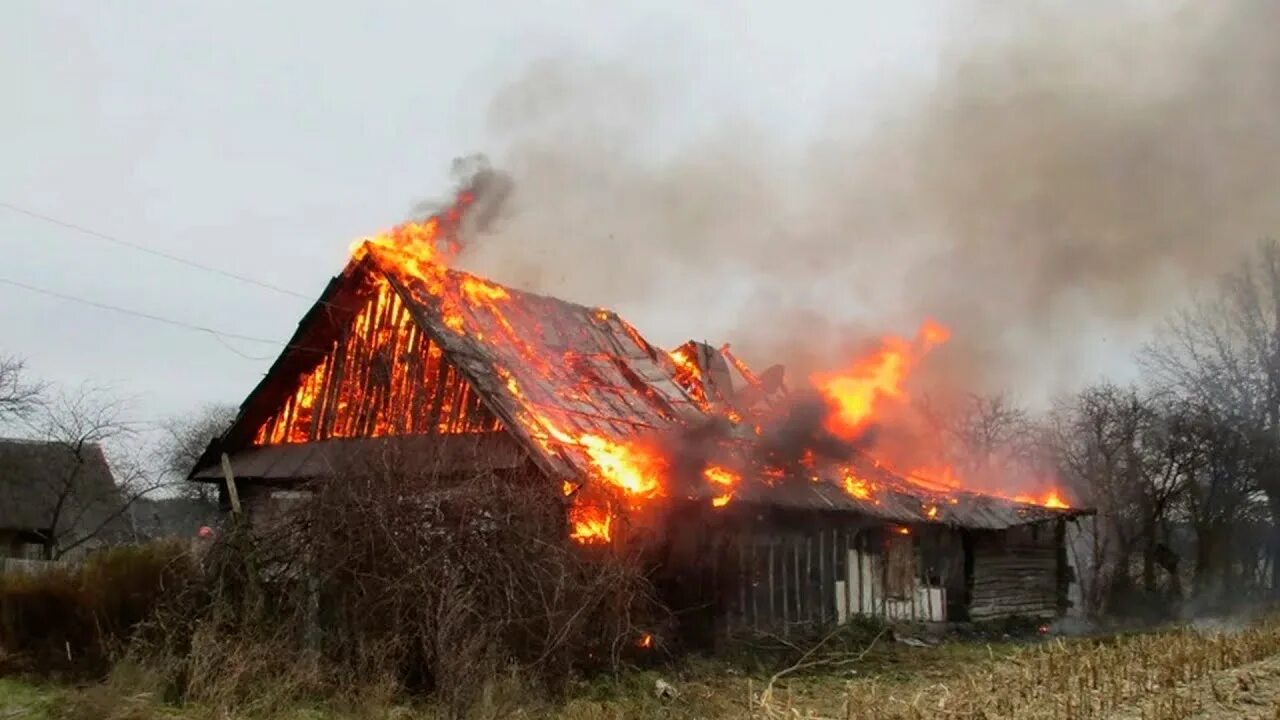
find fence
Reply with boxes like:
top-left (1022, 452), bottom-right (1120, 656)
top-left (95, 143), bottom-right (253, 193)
top-left (0, 557), bottom-right (68, 576)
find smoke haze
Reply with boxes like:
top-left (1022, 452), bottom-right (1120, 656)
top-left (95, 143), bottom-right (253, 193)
top-left (456, 1), bottom-right (1280, 403)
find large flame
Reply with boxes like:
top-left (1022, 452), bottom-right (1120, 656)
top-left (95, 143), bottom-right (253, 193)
top-left (810, 319), bottom-right (950, 441)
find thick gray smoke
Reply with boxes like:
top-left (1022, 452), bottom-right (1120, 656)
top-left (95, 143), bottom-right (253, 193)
top-left (658, 392), bottom-right (878, 499)
top-left (457, 2), bottom-right (1280, 402)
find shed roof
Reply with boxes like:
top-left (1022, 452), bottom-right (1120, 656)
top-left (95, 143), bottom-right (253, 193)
top-left (0, 438), bottom-right (128, 539)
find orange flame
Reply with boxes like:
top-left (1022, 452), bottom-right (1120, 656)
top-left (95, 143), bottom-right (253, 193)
top-left (811, 319), bottom-right (950, 440)
top-left (704, 465), bottom-right (741, 508)
top-left (575, 434), bottom-right (664, 498)
top-left (841, 468), bottom-right (874, 500)
top-left (669, 346), bottom-right (711, 410)
top-left (568, 504), bottom-right (613, 544)
top-left (1016, 490), bottom-right (1071, 509)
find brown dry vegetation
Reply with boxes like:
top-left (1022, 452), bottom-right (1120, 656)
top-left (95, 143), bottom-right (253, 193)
top-left (8, 455), bottom-right (1280, 719)
top-left (6, 615), bottom-right (1280, 719)
top-left (750, 617), bottom-right (1280, 719)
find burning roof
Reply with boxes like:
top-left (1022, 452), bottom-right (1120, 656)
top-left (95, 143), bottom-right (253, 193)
top-left (199, 185), bottom-right (1086, 543)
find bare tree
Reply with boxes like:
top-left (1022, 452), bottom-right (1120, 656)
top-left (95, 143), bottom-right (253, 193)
top-left (19, 384), bottom-right (163, 558)
top-left (1167, 398), bottom-right (1266, 605)
top-left (1143, 238), bottom-right (1280, 595)
top-left (156, 403), bottom-right (237, 502)
top-left (939, 392), bottom-right (1034, 482)
top-left (0, 354), bottom-right (45, 423)
top-left (1044, 383), bottom-right (1191, 615)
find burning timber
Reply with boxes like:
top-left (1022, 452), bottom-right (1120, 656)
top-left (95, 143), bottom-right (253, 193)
top-left (190, 216), bottom-right (1091, 641)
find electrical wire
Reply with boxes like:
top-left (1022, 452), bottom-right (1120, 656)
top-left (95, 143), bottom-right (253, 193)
top-left (0, 275), bottom-right (326, 357)
top-left (1, 202), bottom-right (319, 301)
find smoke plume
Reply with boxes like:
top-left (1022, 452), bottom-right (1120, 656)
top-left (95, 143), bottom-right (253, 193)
top-left (457, 2), bottom-right (1280, 402)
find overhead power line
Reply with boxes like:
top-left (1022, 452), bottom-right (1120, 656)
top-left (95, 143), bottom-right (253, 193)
top-left (0, 201), bottom-right (314, 301)
top-left (0, 275), bottom-right (321, 359)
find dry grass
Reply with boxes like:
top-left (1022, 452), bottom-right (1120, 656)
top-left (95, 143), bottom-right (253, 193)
top-left (12, 614), bottom-right (1280, 719)
top-left (750, 615), bottom-right (1280, 719)
top-left (0, 542), bottom-right (196, 679)
top-left (9, 615), bottom-right (1280, 719)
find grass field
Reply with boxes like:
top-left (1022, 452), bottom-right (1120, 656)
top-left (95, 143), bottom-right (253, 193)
top-left (5, 617), bottom-right (1280, 719)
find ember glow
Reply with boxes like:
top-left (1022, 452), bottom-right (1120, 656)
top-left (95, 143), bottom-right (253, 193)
top-left (669, 346), bottom-right (708, 409)
top-left (841, 468), bottom-right (874, 501)
top-left (568, 505), bottom-right (613, 544)
top-left (704, 465), bottom-right (741, 508)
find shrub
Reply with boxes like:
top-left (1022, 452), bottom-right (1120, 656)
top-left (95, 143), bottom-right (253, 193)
top-left (0, 541), bottom-right (195, 678)
top-left (123, 460), bottom-right (667, 717)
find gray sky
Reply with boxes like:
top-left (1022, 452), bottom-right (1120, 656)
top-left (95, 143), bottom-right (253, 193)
top-left (3, 1), bottom-right (950, 432)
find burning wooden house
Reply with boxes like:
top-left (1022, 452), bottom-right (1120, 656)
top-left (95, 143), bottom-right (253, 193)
top-left (190, 212), bottom-right (1090, 640)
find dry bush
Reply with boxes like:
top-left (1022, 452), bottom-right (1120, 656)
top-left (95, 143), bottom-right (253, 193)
top-left (127, 460), bottom-right (666, 718)
top-left (295, 461), bottom-right (666, 713)
top-left (0, 542), bottom-right (194, 678)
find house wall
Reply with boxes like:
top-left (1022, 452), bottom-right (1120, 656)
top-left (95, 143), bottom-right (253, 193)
top-left (0, 529), bottom-right (44, 559)
top-left (659, 506), bottom-right (1070, 642)
top-left (658, 507), bottom-right (959, 643)
top-left (837, 533), bottom-right (948, 624)
top-left (967, 520), bottom-right (1065, 621)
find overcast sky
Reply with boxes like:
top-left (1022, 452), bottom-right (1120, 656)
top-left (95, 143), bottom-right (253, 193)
top-left (3, 1), bottom-right (956, 434)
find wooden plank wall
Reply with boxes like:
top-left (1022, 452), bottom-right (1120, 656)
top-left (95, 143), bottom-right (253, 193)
top-left (665, 510), bottom-right (1068, 639)
top-left (968, 521), bottom-right (1061, 620)
top-left (715, 524), bottom-right (854, 635)
top-left (704, 516), bottom-right (954, 638)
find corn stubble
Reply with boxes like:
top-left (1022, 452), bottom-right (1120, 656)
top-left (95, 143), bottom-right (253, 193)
top-left (752, 617), bottom-right (1280, 720)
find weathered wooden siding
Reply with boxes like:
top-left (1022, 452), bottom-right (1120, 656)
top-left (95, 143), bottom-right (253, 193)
top-left (660, 507), bottom-right (1072, 642)
top-left (837, 542), bottom-right (947, 624)
top-left (660, 508), bottom-right (960, 642)
top-left (967, 520), bottom-right (1063, 620)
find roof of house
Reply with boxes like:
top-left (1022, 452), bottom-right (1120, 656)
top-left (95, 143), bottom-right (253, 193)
top-left (198, 246), bottom-right (1088, 530)
top-left (374, 252), bottom-right (704, 482)
top-left (0, 438), bottom-right (128, 539)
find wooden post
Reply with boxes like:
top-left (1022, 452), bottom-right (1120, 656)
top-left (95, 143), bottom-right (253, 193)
top-left (220, 453), bottom-right (242, 516)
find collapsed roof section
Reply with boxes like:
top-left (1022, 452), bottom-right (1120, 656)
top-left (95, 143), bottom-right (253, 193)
top-left (669, 341), bottom-right (788, 420)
